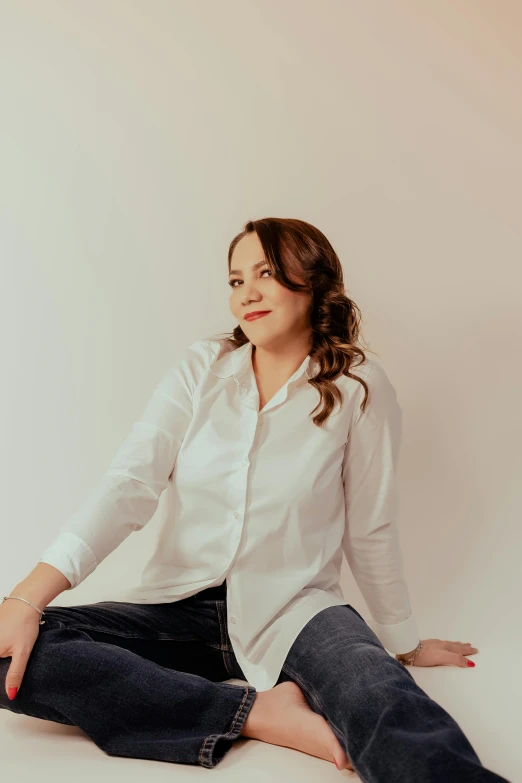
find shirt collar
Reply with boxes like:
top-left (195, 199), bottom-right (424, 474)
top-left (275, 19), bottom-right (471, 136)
top-left (209, 340), bottom-right (317, 385)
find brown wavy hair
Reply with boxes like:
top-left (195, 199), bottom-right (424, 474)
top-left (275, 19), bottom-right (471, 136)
top-left (212, 217), bottom-right (376, 428)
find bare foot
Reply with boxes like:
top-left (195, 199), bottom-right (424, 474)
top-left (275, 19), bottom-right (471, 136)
top-left (241, 680), bottom-right (353, 771)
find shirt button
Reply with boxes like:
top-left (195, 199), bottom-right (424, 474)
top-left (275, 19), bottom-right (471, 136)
top-left (241, 459), bottom-right (247, 466)
top-left (233, 512), bottom-right (240, 519)
top-left (230, 616), bottom-right (237, 623)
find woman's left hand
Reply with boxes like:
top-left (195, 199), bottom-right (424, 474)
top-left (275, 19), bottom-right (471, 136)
top-left (397, 638), bottom-right (479, 667)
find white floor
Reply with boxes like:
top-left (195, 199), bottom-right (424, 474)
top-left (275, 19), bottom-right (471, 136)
top-left (1, 645), bottom-right (517, 782)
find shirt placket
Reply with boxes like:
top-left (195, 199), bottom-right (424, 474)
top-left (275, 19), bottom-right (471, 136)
top-left (226, 370), bottom-right (261, 632)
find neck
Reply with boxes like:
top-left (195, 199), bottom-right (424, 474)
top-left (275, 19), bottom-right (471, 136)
top-left (252, 333), bottom-right (312, 381)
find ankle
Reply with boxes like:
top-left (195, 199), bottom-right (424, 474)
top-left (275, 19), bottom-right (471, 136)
top-left (240, 690), bottom-right (271, 738)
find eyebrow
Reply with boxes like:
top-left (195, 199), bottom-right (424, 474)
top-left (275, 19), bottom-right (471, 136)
top-left (229, 260), bottom-right (268, 276)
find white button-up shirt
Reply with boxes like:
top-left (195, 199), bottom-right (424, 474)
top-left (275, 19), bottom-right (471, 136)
top-left (38, 338), bottom-right (420, 691)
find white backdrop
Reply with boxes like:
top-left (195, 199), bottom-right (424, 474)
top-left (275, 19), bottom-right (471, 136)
top-left (1, 2), bottom-right (520, 780)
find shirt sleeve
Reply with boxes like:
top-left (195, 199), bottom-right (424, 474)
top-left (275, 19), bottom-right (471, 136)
top-left (341, 361), bottom-right (421, 655)
top-left (37, 339), bottom-right (212, 590)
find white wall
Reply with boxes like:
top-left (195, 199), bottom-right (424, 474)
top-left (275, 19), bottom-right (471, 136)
top-left (1, 0), bottom-right (520, 667)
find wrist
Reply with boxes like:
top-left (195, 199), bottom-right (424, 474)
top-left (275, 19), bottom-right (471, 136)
top-left (396, 647), bottom-right (418, 659)
top-left (396, 640), bottom-right (423, 665)
top-left (3, 595), bottom-right (45, 622)
top-left (11, 563), bottom-right (71, 609)
top-left (10, 588), bottom-right (45, 612)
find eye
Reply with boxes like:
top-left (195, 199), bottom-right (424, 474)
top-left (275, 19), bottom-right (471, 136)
top-left (228, 268), bottom-right (272, 288)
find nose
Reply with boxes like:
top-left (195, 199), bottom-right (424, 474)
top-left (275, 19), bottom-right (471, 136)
top-left (241, 280), bottom-right (262, 305)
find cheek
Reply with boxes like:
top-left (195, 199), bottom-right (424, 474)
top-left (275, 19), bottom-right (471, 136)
top-left (276, 290), bottom-right (308, 316)
top-left (272, 287), bottom-right (297, 307)
top-left (229, 290), bottom-right (240, 312)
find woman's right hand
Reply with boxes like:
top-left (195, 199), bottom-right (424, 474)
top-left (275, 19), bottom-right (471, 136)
top-left (0, 599), bottom-right (42, 701)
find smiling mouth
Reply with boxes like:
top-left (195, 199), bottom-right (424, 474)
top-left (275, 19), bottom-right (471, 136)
top-left (245, 311), bottom-right (271, 321)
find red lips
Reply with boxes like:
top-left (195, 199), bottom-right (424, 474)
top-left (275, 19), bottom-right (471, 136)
top-left (244, 311), bottom-right (271, 321)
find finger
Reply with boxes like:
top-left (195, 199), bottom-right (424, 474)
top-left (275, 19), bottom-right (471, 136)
top-left (6, 649), bottom-right (31, 698)
top-left (452, 653), bottom-right (475, 668)
top-left (451, 642), bottom-right (478, 653)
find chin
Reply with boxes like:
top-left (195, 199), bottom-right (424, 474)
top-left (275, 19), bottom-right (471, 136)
top-left (248, 332), bottom-right (284, 350)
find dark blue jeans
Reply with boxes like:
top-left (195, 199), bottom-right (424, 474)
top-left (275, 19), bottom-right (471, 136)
top-left (0, 581), bottom-right (509, 781)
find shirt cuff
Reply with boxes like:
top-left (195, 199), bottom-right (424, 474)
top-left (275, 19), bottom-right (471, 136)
top-left (38, 531), bottom-right (98, 590)
top-left (370, 613), bottom-right (421, 655)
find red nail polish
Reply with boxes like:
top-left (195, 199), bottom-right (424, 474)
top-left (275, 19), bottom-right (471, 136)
top-left (467, 660), bottom-right (475, 667)
top-left (8, 687), bottom-right (18, 700)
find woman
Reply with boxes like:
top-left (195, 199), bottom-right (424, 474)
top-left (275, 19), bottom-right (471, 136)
top-left (0, 218), bottom-right (508, 781)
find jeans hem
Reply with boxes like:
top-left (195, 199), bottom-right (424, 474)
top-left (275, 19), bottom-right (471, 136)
top-left (198, 684), bottom-right (257, 768)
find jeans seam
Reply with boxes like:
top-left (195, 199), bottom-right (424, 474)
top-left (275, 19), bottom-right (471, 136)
top-left (215, 600), bottom-right (235, 676)
top-left (44, 623), bottom-right (200, 642)
top-left (198, 684), bottom-right (255, 767)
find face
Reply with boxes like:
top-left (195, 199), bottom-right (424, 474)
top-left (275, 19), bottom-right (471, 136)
top-left (228, 232), bottom-right (312, 349)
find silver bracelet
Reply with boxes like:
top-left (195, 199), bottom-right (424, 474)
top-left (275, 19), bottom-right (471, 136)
top-left (396, 639), bottom-right (423, 666)
top-left (2, 596), bottom-right (46, 625)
